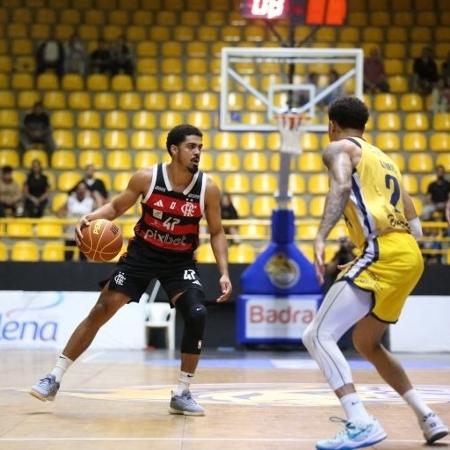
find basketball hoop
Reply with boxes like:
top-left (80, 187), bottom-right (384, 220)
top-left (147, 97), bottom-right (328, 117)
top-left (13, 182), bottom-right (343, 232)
top-left (275, 112), bottom-right (310, 155)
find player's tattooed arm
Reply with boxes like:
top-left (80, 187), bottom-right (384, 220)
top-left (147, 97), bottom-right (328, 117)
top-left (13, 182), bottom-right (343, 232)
top-left (317, 143), bottom-right (353, 241)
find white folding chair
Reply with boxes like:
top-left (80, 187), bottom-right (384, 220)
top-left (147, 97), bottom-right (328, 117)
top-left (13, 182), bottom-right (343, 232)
top-left (141, 281), bottom-right (176, 350)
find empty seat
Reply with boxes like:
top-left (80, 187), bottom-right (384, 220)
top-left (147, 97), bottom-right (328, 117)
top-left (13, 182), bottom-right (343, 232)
top-left (51, 111), bottom-right (74, 129)
top-left (403, 133), bottom-right (427, 152)
top-left (11, 73), bottom-right (33, 90)
top-left (231, 195), bottom-right (250, 217)
top-left (107, 151), bottom-right (132, 170)
top-left (215, 152), bottom-right (240, 171)
top-left (119, 93), bottom-right (142, 110)
top-left (186, 75), bottom-right (208, 92)
top-left (289, 174), bottom-right (305, 194)
top-left (11, 241), bottom-right (39, 262)
top-left (213, 132), bottom-right (238, 151)
top-left (298, 153), bottom-right (323, 172)
top-left (77, 111), bottom-right (100, 129)
top-left (136, 75), bottom-right (158, 91)
top-left (161, 75), bottom-right (183, 92)
top-left (308, 174), bottom-right (329, 194)
top-left (7, 221), bottom-right (34, 238)
top-left (94, 93), bottom-right (116, 110)
top-left (144, 93), bottom-right (167, 111)
top-left (58, 171), bottom-right (82, 191)
top-left (224, 173), bottom-right (250, 193)
top-left (196, 243), bottom-right (216, 263)
top-left (169, 92), bottom-right (192, 111)
top-left (388, 153), bottom-right (405, 171)
top-left (430, 133), bottom-right (450, 151)
top-left (135, 152), bottom-right (159, 168)
top-left (239, 223), bottom-right (267, 239)
top-left (374, 94), bottom-right (398, 112)
top-left (104, 131), bottom-right (128, 150)
top-left (309, 196), bottom-right (326, 217)
top-left (433, 114), bottom-right (450, 131)
top-left (37, 73), bottom-right (59, 90)
top-left (42, 241), bottom-right (65, 261)
top-left (408, 153), bottom-right (433, 173)
top-left (133, 111), bottom-right (156, 130)
top-left (79, 150), bottom-right (103, 168)
top-left (404, 113), bottom-right (429, 131)
top-left (252, 174), bottom-right (276, 194)
top-left (105, 111), bottom-right (129, 129)
top-left (377, 113), bottom-right (401, 131)
top-left (113, 171), bottom-right (133, 191)
top-left (195, 93), bottom-right (218, 111)
top-left (0, 150), bottom-right (20, 168)
top-left (77, 130), bottom-right (100, 149)
top-left (0, 130), bottom-right (18, 148)
top-left (400, 94), bottom-right (423, 112)
top-left (131, 131), bottom-right (155, 150)
top-left (0, 110), bottom-right (19, 128)
top-left (111, 74), bottom-right (133, 91)
top-left (0, 91), bottom-right (15, 108)
top-left (252, 196), bottom-right (276, 218)
top-left (160, 111), bottom-right (183, 129)
top-left (241, 133), bottom-right (265, 151)
top-left (376, 133), bottom-right (400, 152)
top-left (243, 152), bottom-right (268, 172)
top-left (53, 130), bottom-right (74, 149)
top-left (68, 92), bottom-right (91, 110)
top-left (436, 154), bottom-right (450, 168)
top-left (51, 150), bottom-right (76, 169)
top-left (229, 244), bottom-right (255, 263)
top-left (402, 174), bottom-right (418, 195)
top-left (36, 222), bottom-right (63, 238)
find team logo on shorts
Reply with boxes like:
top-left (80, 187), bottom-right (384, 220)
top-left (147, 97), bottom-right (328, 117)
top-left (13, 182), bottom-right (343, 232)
top-left (183, 269), bottom-right (197, 280)
top-left (114, 272), bottom-right (126, 286)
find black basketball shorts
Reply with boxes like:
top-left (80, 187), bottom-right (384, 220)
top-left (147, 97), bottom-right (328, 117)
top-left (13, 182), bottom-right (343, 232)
top-left (102, 238), bottom-right (204, 303)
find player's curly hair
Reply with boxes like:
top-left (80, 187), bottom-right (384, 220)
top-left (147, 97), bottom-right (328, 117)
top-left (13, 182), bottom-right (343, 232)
top-left (328, 96), bottom-right (369, 131)
top-left (166, 124), bottom-right (203, 155)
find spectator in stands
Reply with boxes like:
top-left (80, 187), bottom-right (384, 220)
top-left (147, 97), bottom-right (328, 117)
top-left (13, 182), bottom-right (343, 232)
top-left (23, 159), bottom-right (50, 218)
top-left (0, 166), bottom-right (23, 217)
top-left (35, 36), bottom-right (65, 78)
top-left (324, 236), bottom-right (356, 291)
top-left (422, 165), bottom-right (450, 221)
top-left (433, 51), bottom-right (450, 112)
top-left (19, 101), bottom-right (55, 156)
top-left (220, 193), bottom-right (240, 245)
top-left (65, 33), bottom-right (86, 75)
top-left (69, 164), bottom-right (108, 206)
top-left (363, 48), bottom-right (389, 94)
top-left (58, 182), bottom-right (96, 261)
top-left (322, 69), bottom-right (343, 106)
top-left (294, 72), bottom-right (319, 108)
top-left (413, 46), bottom-right (439, 95)
top-left (442, 50), bottom-right (450, 87)
top-left (110, 36), bottom-right (135, 78)
top-left (89, 39), bottom-right (112, 75)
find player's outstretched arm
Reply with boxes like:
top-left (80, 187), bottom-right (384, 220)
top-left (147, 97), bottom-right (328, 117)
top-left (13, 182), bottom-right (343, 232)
top-left (75, 170), bottom-right (151, 244)
top-left (204, 178), bottom-right (232, 303)
top-left (314, 141), bottom-right (353, 284)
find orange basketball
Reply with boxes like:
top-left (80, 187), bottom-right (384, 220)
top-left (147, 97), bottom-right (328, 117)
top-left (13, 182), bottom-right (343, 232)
top-left (78, 219), bottom-right (123, 262)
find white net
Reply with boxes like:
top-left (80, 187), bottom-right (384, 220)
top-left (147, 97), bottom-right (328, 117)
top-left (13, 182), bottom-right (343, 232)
top-left (276, 113), bottom-right (310, 155)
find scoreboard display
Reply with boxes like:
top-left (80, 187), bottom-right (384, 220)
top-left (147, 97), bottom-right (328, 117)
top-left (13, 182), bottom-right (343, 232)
top-left (241, 0), bottom-right (347, 25)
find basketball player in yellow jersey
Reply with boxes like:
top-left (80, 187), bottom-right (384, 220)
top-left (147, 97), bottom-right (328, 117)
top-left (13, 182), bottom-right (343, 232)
top-left (303, 97), bottom-right (448, 450)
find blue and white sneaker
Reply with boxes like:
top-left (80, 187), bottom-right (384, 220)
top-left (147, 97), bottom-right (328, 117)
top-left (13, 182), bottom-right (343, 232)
top-left (169, 390), bottom-right (205, 416)
top-left (420, 412), bottom-right (449, 444)
top-left (30, 374), bottom-right (60, 402)
top-left (316, 417), bottom-right (387, 450)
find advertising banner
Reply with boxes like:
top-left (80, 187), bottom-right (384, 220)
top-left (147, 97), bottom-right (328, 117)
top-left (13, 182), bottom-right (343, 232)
top-left (0, 291), bottom-right (146, 349)
top-left (237, 294), bottom-right (321, 344)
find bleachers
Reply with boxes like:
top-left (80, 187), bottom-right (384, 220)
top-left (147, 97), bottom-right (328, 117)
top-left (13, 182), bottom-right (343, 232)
top-left (0, 0), bottom-right (449, 261)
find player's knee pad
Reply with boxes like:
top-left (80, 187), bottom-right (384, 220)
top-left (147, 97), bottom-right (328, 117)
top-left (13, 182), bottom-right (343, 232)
top-left (175, 289), bottom-right (207, 354)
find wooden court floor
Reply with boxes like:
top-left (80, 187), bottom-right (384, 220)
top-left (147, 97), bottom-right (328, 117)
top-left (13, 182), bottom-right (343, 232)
top-left (1, 349), bottom-right (449, 450)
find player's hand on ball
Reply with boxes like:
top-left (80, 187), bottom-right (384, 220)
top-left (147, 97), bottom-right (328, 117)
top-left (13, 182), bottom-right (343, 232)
top-left (216, 274), bottom-right (232, 303)
top-left (75, 215), bottom-right (91, 246)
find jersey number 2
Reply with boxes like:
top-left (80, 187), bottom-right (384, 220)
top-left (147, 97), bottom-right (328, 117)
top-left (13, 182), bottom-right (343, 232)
top-left (385, 174), bottom-right (400, 209)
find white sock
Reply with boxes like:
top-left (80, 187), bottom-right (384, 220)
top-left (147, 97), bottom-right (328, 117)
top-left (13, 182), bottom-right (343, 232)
top-left (50, 354), bottom-right (73, 383)
top-left (403, 389), bottom-right (433, 420)
top-left (174, 371), bottom-right (194, 396)
top-left (340, 392), bottom-right (371, 425)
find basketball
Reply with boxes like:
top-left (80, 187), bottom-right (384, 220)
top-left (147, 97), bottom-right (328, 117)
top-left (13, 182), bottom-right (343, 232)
top-left (78, 219), bottom-right (123, 262)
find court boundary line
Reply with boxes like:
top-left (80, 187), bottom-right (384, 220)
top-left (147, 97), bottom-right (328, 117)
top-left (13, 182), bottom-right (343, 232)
top-left (0, 437), bottom-right (448, 443)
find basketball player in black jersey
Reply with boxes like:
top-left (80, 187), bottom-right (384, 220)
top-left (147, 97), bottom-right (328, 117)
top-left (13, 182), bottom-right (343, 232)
top-left (31, 125), bottom-right (232, 415)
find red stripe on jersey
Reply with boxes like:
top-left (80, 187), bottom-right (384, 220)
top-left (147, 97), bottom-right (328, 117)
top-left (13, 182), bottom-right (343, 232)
top-left (145, 193), bottom-right (202, 218)
top-left (142, 213), bottom-right (199, 235)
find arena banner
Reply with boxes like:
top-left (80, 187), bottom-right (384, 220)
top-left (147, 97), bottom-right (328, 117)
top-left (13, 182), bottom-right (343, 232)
top-left (0, 291), bottom-right (146, 349)
top-left (389, 295), bottom-right (450, 352)
top-left (237, 295), bottom-right (321, 344)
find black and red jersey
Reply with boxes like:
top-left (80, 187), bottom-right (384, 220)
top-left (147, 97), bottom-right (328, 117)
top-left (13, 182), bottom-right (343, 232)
top-left (133, 163), bottom-right (207, 254)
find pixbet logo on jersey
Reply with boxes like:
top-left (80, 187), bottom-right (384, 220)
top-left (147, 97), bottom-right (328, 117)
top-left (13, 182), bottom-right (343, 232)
top-left (143, 228), bottom-right (188, 246)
